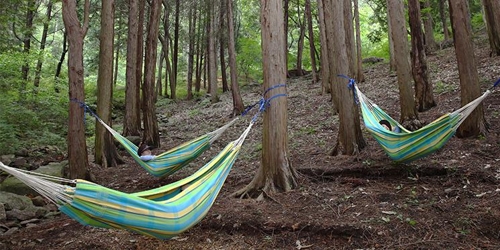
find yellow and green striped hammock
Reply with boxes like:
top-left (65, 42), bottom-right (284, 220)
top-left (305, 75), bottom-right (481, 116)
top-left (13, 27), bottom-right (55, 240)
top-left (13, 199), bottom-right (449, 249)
top-left (0, 120), bottom-right (254, 240)
top-left (354, 84), bottom-right (493, 163)
top-left (95, 116), bottom-right (238, 177)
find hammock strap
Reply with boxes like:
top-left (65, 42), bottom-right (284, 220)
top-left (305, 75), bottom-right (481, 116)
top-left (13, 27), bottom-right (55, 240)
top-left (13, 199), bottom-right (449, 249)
top-left (337, 75), bottom-right (358, 104)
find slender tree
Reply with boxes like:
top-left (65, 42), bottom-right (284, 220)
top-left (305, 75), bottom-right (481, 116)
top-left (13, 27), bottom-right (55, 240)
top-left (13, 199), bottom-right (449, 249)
top-left (438, 0), bottom-right (450, 42)
top-left (353, 0), bottom-right (365, 82)
top-left (186, 1), bottom-right (197, 100)
top-left (409, 0), bottom-right (436, 112)
top-left (387, 0), bottom-right (420, 129)
top-left (322, 0), bottom-right (339, 113)
top-left (227, 0), bottom-right (245, 116)
top-left (481, 0), bottom-right (500, 56)
top-left (142, 0), bottom-right (161, 147)
top-left (219, 0), bottom-right (229, 92)
top-left (305, 0), bottom-right (318, 83)
top-left (295, 1), bottom-right (305, 76)
top-left (123, 0), bottom-right (141, 137)
top-left (317, 0), bottom-right (331, 94)
top-left (235, 0), bottom-right (297, 199)
top-left (449, 0), bottom-right (486, 137)
top-left (62, 0), bottom-right (90, 179)
top-left (95, 0), bottom-right (122, 168)
top-left (34, 0), bottom-right (53, 88)
top-left (208, 0), bottom-right (219, 103)
top-left (422, 0), bottom-right (438, 52)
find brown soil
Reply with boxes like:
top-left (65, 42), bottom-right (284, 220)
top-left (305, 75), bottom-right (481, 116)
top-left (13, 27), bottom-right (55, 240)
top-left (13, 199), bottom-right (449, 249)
top-left (2, 35), bottom-right (500, 249)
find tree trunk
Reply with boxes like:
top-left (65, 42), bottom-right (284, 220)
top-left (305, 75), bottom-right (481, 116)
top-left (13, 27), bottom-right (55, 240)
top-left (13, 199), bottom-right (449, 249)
top-left (323, 0), bottom-right (339, 113)
top-left (62, 0), bottom-right (90, 180)
top-left (235, 0), bottom-right (297, 200)
top-left (227, 0), bottom-right (245, 116)
top-left (481, 0), bottom-right (500, 56)
top-left (95, 0), bottom-right (122, 168)
top-left (170, 0), bottom-right (180, 99)
top-left (386, 0), bottom-right (397, 72)
top-left (449, 0), bottom-right (486, 137)
top-left (295, 2), bottom-right (305, 77)
top-left (353, 0), bottom-right (365, 82)
top-left (123, 0), bottom-right (141, 137)
top-left (409, 0), bottom-right (436, 112)
top-left (21, 0), bottom-right (35, 84)
top-left (387, 0), bottom-right (420, 129)
top-left (142, 0), bottom-right (161, 147)
top-left (34, 1), bottom-right (53, 89)
top-left (305, 0), bottom-right (318, 84)
top-left (317, 0), bottom-right (330, 94)
top-left (439, 0), bottom-right (450, 42)
top-left (422, 0), bottom-right (438, 53)
top-left (55, 32), bottom-right (68, 81)
top-left (219, 0), bottom-right (229, 93)
top-left (186, 3), bottom-right (196, 100)
top-left (330, 0), bottom-right (366, 156)
top-left (208, 2), bottom-right (219, 104)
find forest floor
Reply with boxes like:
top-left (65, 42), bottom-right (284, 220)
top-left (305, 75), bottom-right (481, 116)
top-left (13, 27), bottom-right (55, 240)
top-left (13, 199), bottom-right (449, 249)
top-left (2, 34), bottom-right (500, 249)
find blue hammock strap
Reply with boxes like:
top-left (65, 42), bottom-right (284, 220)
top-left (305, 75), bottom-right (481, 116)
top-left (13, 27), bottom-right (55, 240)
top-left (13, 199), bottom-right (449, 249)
top-left (337, 74), bottom-right (358, 104)
top-left (250, 84), bottom-right (287, 123)
top-left (490, 78), bottom-right (500, 90)
top-left (70, 98), bottom-right (100, 125)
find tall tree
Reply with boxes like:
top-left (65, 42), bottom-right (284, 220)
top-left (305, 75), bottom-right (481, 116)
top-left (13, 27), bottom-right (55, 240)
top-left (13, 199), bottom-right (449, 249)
top-left (322, 0), bottom-right (339, 113)
top-left (235, 0), bottom-right (297, 199)
top-left (295, 1), bottom-right (305, 76)
top-left (317, 0), bottom-right (331, 94)
top-left (186, 1), bottom-right (197, 100)
top-left (422, 0), bottom-right (438, 52)
top-left (62, 0), bottom-right (90, 179)
top-left (123, 0), bottom-right (141, 137)
top-left (386, 0), bottom-right (397, 71)
top-left (438, 0), bottom-right (450, 42)
top-left (208, 0), bottom-right (219, 103)
top-left (95, 0), bottom-right (122, 168)
top-left (305, 0), bottom-right (318, 84)
top-left (219, 0), bottom-right (229, 92)
top-left (353, 0), bottom-right (365, 82)
top-left (409, 0), bottom-right (436, 112)
top-left (227, 0), bottom-right (245, 116)
top-left (142, 0), bottom-right (161, 147)
top-left (481, 0), bottom-right (500, 56)
top-left (387, 0), bottom-right (420, 129)
top-left (449, 0), bottom-right (486, 137)
top-left (21, 0), bottom-right (36, 83)
top-left (170, 0), bottom-right (180, 99)
top-left (330, 0), bottom-right (365, 156)
top-left (34, 0), bottom-right (53, 88)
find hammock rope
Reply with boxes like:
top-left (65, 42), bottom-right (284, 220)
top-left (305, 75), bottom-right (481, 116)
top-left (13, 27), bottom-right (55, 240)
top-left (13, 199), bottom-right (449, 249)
top-left (342, 76), bottom-right (497, 162)
top-left (0, 88), bottom-right (287, 239)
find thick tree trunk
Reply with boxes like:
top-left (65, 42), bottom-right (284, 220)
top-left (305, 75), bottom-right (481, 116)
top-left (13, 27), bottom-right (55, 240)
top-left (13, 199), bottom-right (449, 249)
top-left (234, 0), bottom-right (297, 200)
top-left (330, 0), bottom-right (366, 156)
top-left (409, 0), bottom-right (436, 112)
top-left (62, 0), bottom-right (90, 180)
top-left (142, 0), bottom-right (161, 147)
top-left (449, 0), bottom-right (486, 137)
top-left (95, 0), bottom-right (122, 168)
top-left (227, 0), bottom-right (245, 116)
top-left (123, 0), bottom-right (141, 137)
top-left (387, 0), bottom-right (420, 129)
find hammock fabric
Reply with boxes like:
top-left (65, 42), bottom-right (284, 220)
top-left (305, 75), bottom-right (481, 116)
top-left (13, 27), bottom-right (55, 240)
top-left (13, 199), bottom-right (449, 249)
top-left (94, 115), bottom-right (238, 177)
top-left (354, 81), bottom-right (496, 163)
top-left (0, 121), bottom-right (254, 240)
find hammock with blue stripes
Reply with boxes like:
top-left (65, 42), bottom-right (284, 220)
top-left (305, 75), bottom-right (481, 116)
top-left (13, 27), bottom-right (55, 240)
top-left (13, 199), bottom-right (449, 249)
top-left (0, 120), bottom-right (254, 240)
top-left (354, 83), bottom-right (495, 163)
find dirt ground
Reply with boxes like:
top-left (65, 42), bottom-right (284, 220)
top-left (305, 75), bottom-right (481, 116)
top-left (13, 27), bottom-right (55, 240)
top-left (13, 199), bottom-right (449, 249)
top-left (2, 34), bottom-right (500, 249)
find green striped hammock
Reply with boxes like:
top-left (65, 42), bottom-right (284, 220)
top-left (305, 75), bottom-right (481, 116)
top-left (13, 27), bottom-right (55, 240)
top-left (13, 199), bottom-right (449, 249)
top-left (355, 85), bottom-right (492, 163)
top-left (0, 121), bottom-right (254, 240)
top-left (95, 116), bottom-right (239, 177)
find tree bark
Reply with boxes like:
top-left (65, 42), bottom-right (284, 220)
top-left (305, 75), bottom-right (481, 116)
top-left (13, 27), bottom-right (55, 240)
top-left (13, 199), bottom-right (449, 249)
top-left (295, 2), bottom-right (305, 77)
top-left (34, 1), bottom-right (53, 89)
top-left (387, 0), bottom-right (420, 129)
top-left (208, 1), bottom-right (219, 104)
top-left (422, 0), bottom-right (438, 53)
top-left (186, 3), bottom-right (196, 100)
top-left (219, 0), bottom-right (229, 93)
top-left (95, 0), bottom-right (122, 168)
top-left (305, 0), bottom-right (318, 84)
top-left (449, 0), bottom-right (486, 137)
top-left (330, 0), bottom-right (366, 156)
top-left (409, 0), bottom-right (436, 112)
top-left (322, 0), bottom-right (339, 113)
top-left (227, 0), bottom-right (245, 116)
top-left (317, 0), bottom-right (330, 94)
top-left (62, 0), bottom-right (90, 179)
top-left (481, 0), bottom-right (500, 56)
top-left (353, 0), bottom-right (365, 82)
top-left (142, 0), bottom-right (161, 147)
top-left (235, 0), bottom-right (297, 200)
top-left (439, 0), bottom-right (450, 42)
top-left (123, 0), bottom-right (141, 137)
